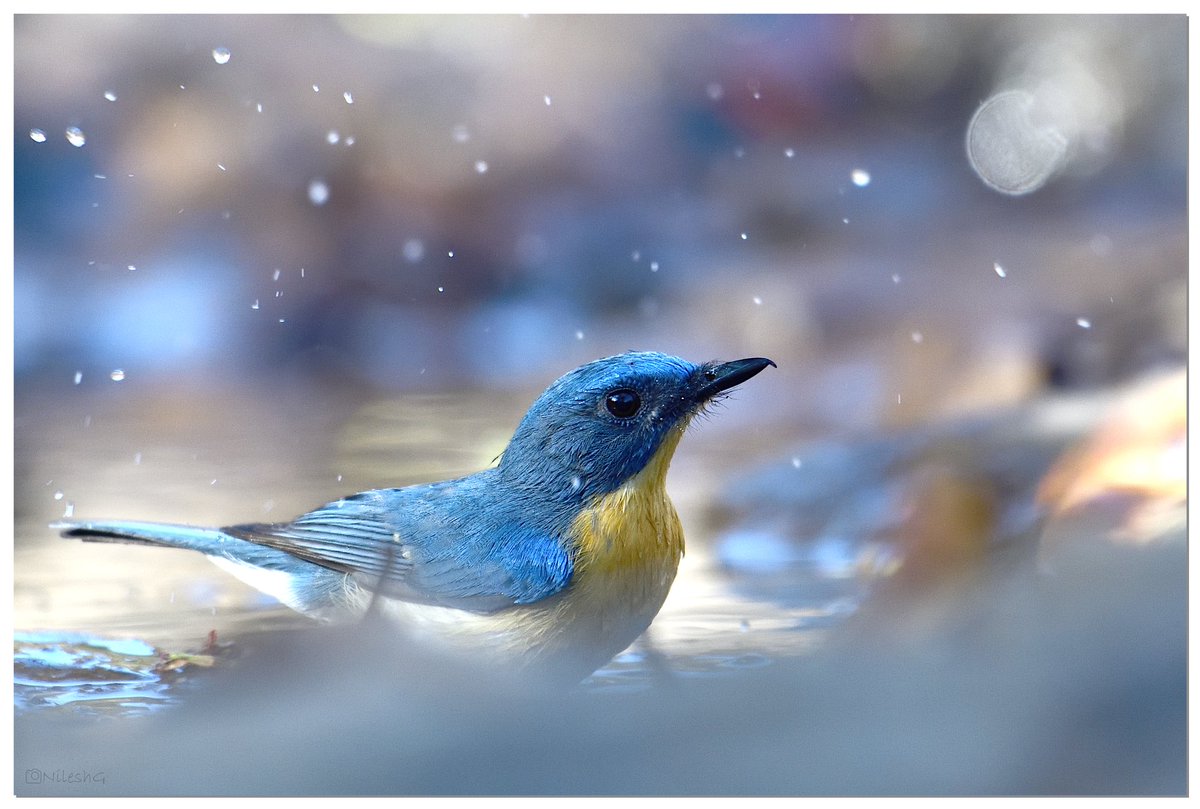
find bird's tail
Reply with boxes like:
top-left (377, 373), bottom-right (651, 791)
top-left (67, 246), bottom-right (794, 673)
top-left (55, 519), bottom-right (231, 553)
top-left (55, 519), bottom-right (348, 619)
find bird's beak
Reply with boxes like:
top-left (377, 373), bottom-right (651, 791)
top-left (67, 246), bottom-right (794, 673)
top-left (695, 357), bottom-right (776, 401)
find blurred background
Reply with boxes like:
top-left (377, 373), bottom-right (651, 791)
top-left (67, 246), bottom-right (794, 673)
top-left (13, 14), bottom-right (1188, 796)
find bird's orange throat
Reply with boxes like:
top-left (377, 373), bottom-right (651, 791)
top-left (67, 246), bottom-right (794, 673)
top-left (568, 422), bottom-right (687, 577)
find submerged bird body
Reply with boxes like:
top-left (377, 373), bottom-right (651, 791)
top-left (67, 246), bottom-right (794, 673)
top-left (58, 352), bottom-right (773, 680)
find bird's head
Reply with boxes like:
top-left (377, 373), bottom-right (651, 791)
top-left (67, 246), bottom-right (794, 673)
top-left (499, 352), bottom-right (775, 507)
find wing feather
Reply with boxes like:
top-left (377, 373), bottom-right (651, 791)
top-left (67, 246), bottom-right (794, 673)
top-left (223, 485), bottom-right (573, 613)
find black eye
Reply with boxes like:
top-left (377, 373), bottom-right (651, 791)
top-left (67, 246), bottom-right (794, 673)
top-left (605, 389), bottom-right (641, 419)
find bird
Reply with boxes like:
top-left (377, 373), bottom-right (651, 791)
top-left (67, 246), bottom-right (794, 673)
top-left (56, 351), bottom-right (775, 682)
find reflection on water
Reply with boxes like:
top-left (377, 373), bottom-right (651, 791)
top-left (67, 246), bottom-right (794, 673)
top-left (15, 633), bottom-right (181, 716)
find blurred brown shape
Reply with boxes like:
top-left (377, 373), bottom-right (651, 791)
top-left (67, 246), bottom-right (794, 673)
top-left (887, 459), bottom-right (997, 591)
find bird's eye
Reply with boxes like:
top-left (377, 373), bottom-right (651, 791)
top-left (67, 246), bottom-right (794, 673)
top-left (605, 389), bottom-right (641, 419)
top-left (703, 368), bottom-right (718, 382)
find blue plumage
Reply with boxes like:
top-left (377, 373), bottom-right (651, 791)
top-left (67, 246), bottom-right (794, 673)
top-left (57, 351), bottom-right (773, 678)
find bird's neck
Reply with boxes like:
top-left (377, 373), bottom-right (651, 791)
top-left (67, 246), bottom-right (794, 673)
top-left (567, 423), bottom-right (687, 576)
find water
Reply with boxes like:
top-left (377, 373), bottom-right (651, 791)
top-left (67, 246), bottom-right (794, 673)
top-left (14, 377), bottom-right (1185, 795)
top-left (16, 377), bottom-right (844, 715)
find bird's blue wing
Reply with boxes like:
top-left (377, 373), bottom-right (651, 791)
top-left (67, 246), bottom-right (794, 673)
top-left (224, 483), bottom-right (574, 613)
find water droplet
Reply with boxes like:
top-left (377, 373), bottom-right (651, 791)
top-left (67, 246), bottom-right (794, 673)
top-left (308, 179), bottom-right (329, 206)
top-left (851, 168), bottom-right (871, 187)
top-left (740, 232), bottom-right (748, 240)
top-left (336, 474), bottom-right (343, 482)
top-left (256, 102), bottom-right (264, 113)
top-left (891, 273), bottom-right (901, 284)
top-left (133, 452), bottom-right (142, 465)
top-left (842, 217), bottom-right (850, 224)
top-left (966, 89), bottom-right (1067, 196)
top-left (65, 127), bottom-right (86, 147)
top-left (784, 147), bottom-right (795, 158)
top-left (110, 369), bottom-right (126, 382)
top-left (73, 371), bottom-right (83, 385)
top-left (447, 250), bottom-right (455, 258)
top-left (752, 296), bottom-right (763, 305)
top-left (344, 136), bottom-right (355, 146)
top-left (993, 262), bottom-right (1007, 278)
top-left (631, 250), bottom-right (641, 262)
top-left (436, 286), bottom-right (445, 294)
top-left (452, 124), bottom-right (470, 143)
top-left (574, 330), bottom-right (584, 340)
top-left (212, 46), bottom-right (231, 65)
top-left (278, 318), bottom-right (286, 323)
top-left (311, 84), bottom-right (320, 93)
top-left (53, 490), bottom-right (64, 501)
top-left (103, 90), bottom-right (117, 102)
top-left (343, 91), bottom-right (354, 104)
top-left (706, 82), bottom-right (724, 101)
top-left (1076, 317), bottom-right (1092, 329)
top-left (402, 239), bottom-right (424, 263)
top-left (911, 330), bottom-right (924, 343)
top-left (62, 501), bottom-right (75, 518)
top-left (217, 163), bottom-right (226, 171)
top-left (543, 95), bottom-right (552, 106)
top-left (474, 160), bottom-right (489, 174)
top-left (649, 261), bottom-right (659, 272)
top-left (570, 476), bottom-right (583, 491)
top-left (272, 268), bottom-right (281, 281)
top-left (127, 264), bottom-right (136, 271)
top-left (733, 147), bottom-right (745, 159)
top-left (791, 457), bottom-right (803, 469)
top-left (211, 479), bottom-right (218, 486)
top-left (326, 130), bottom-right (340, 145)
top-left (29, 128), bottom-right (46, 143)
top-left (94, 173), bottom-right (107, 180)
top-left (251, 299), bottom-right (260, 310)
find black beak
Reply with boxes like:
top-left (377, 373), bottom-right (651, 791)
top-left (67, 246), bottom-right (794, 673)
top-left (695, 357), bottom-right (776, 401)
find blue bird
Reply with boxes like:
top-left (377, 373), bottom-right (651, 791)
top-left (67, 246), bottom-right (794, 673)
top-left (57, 352), bottom-right (774, 681)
